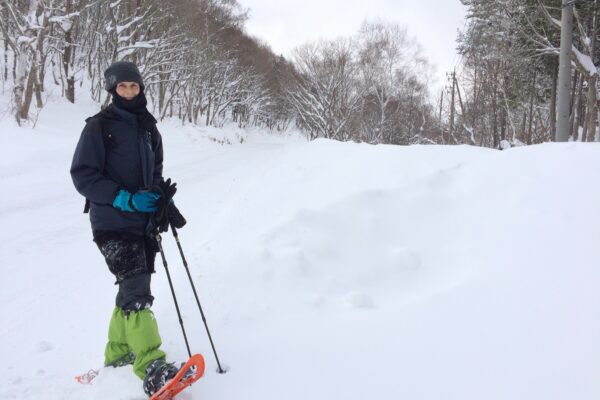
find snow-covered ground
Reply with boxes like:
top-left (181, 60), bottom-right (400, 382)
top-left (1, 95), bottom-right (600, 400)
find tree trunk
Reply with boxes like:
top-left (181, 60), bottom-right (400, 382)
top-left (3, 37), bottom-right (7, 82)
top-left (500, 107), bottom-right (507, 144)
top-left (14, 49), bottom-right (28, 125)
top-left (589, 0), bottom-right (599, 141)
top-left (158, 67), bottom-right (165, 114)
top-left (1, 5), bottom-right (7, 82)
top-left (527, 72), bottom-right (537, 145)
top-left (574, 75), bottom-right (585, 140)
top-left (521, 110), bottom-right (528, 143)
top-left (63, 0), bottom-right (76, 103)
top-left (550, 57), bottom-right (558, 140)
top-left (586, 75), bottom-right (598, 142)
top-left (492, 78), bottom-right (499, 148)
top-left (568, 70), bottom-right (579, 139)
top-left (20, 61), bottom-right (37, 121)
top-left (34, 2), bottom-right (48, 108)
top-left (206, 97), bottom-right (212, 126)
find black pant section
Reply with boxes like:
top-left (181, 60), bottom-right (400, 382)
top-left (94, 230), bottom-right (158, 312)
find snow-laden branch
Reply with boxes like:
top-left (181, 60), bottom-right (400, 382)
top-left (49, 12), bottom-right (80, 32)
top-left (572, 46), bottom-right (597, 76)
top-left (116, 16), bottom-right (143, 35)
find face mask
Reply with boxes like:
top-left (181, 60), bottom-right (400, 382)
top-left (111, 90), bottom-right (148, 114)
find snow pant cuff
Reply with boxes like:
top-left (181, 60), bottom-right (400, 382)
top-left (116, 273), bottom-right (154, 312)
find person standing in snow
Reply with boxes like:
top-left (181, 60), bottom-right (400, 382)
top-left (70, 61), bottom-right (185, 396)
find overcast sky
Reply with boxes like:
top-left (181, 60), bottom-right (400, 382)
top-left (238, 0), bottom-right (467, 95)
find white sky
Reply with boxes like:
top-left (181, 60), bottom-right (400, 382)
top-left (238, 0), bottom-right (467, 97)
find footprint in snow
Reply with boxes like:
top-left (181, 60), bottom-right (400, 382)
top-left (36, 341), bottom-right (53, 353)
top-left (345, 292), bottom-right (375, 309)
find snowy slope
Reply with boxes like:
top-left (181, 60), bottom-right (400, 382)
top-left (1, 96), bottom-right (600, 400)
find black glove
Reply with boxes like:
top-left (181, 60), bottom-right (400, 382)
top-left (152, 178), bottom-right (186, 233)
top-left (168, 202), bottom-right (187, 229)
top-left (155, 178), bottom-right (178, 202)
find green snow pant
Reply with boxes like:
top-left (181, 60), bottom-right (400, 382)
top-left (105, 307), bottom-right (167, 379)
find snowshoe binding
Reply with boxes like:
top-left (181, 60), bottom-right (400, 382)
top-left (143, 359), bottom-right (180, 396)
top-left (146, 354), bottom-right (205, 400)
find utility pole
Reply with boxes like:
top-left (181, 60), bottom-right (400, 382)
top-left (439, 88), bottom-right (445, 144)
top-left (556, 0), bottom-right (574, 142)
top-left (454, 73), bottom-right (465, 116)
top-left (439, 90), bottom-right (443, 124)
top-left (449, 70), bottom-right (457, 140)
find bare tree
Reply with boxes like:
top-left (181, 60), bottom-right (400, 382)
top-left (288, 39), bottom-right (361, 140)
top-left (1, 0), bottom-right (54, 124)
top-left (356, 20), bottom-right (432, 144)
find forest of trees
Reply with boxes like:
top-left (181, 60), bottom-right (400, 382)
top-left (2, 0), bottom-right (599, 147)
top-left (0, 0), bottom-right (441, 144)
top-left (454, 0), bottom-right (600, 147)
top-left (1, 0), bottom-right (298, 130)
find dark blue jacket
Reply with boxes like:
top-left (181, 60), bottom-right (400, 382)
top-left (70, 104), bottom-right (163, 235)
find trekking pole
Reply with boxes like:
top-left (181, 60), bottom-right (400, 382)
top-left (170, 224), bottom-right (226, 374)
top-left (155, 233), bottom-right (192, 359)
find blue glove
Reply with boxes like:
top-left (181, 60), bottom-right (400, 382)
top-left (132, 191), bottom-right (161, 212)
top-left (113, 189), bottom-right (161, 213)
